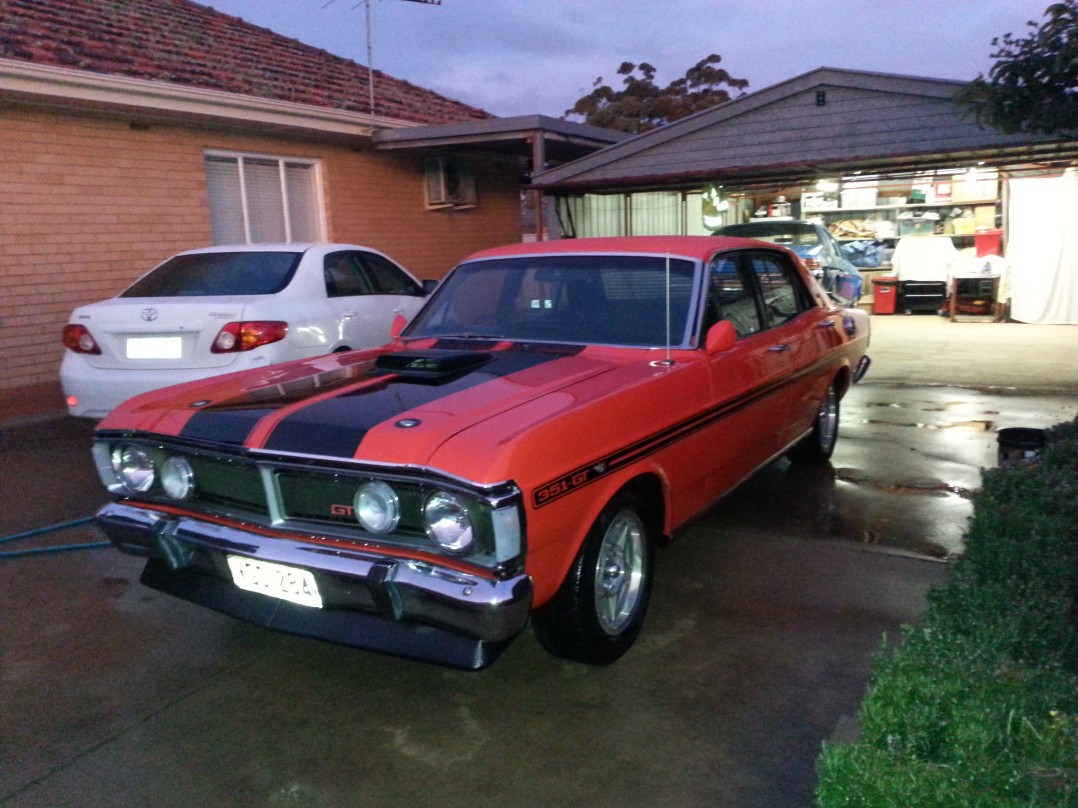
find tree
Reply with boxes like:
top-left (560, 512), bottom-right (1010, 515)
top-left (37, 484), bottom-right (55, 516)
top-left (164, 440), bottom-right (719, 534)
top-left (564, 54), bottom-right (749, 134)
top-left (956, 0), bottom-right (1078, 136)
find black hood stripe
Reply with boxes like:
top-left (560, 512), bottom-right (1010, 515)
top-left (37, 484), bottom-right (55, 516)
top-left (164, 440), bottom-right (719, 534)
top-left (182, 345), bottom-right (581, 458)
top-left (179, 360), bottom-right (377, 446)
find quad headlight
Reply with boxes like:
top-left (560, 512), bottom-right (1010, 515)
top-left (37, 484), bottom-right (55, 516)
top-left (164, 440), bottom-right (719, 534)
top-left (423, 490), bottom-right (474, 555)
top-left (111, 444), bottom-right (156, 493)
top-left (354, 480), bottom-right (400, 534)
top-left (99, 443), bottom-right (196, 500)
top-left (160, 456), bottom-right (195, 500)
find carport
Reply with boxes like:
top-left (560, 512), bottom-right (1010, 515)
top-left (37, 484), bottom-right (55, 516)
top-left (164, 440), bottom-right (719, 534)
top-left (531, 68), bottom-right (1078, 326)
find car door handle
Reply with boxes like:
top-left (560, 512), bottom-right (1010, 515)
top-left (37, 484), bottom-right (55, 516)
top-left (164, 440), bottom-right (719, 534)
top-left (768, 343), bottom-right (789, 353)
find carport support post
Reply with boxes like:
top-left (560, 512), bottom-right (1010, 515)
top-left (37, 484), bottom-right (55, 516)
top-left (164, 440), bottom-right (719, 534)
top-left (531, 133), bottom-right (546, 240)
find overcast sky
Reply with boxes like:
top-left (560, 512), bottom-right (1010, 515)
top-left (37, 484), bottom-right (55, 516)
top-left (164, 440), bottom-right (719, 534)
top-left (195, 0), bottom-right (1052, 118)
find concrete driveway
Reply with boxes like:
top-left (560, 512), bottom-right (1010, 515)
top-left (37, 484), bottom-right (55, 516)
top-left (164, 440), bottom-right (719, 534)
top-left (1, 315), bottom-right (1075, 807)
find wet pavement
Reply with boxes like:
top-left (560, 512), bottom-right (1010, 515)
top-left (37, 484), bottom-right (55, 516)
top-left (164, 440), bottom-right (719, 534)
top-left (2, 316), bottom-right (1076, 807)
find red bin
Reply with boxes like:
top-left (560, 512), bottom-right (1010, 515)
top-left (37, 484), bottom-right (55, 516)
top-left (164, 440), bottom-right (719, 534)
top-left (872, 275), bottom-right (898, 315)
top-left (975, 229), bottom-right (1003, 257)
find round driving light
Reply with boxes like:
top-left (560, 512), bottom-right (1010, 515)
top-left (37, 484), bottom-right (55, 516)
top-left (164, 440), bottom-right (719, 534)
top-left (160, 456), bottom-right (195, 500)
top-left (112, 445), bottom-right (155, 493)
top-left (354, 480), bottom-right (399, 534)
top-left (423, 491), bottom-right (474, 555)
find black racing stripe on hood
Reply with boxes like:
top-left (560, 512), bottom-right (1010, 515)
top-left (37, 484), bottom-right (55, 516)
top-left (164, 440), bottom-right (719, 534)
top-left (262, 345), bottom-right (581, 458)
top-left (179, 362), bottom-right (375, 446)
top-left (179, 407), bottom-right (279, 446)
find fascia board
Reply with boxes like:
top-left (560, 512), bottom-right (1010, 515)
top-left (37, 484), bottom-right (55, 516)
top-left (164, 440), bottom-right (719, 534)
top-left (0, 58), bottom-right (418, 135)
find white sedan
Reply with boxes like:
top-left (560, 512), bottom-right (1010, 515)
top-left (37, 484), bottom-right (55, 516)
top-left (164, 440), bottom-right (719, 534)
top-left (61, 243), bottom-right (433, 418)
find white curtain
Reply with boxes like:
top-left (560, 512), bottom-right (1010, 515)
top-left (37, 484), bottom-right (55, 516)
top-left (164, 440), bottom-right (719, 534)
top-left (1006, 169), bottom-right (1078, 324)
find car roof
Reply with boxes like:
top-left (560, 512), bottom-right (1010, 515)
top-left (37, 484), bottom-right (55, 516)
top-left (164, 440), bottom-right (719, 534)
top-left (173, 243), bottom-right (377, 256)
top-left (463, 235), bottom-right (766, 263)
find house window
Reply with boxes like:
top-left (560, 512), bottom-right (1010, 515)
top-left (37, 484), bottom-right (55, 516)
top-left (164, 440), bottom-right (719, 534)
top-left (204, 152), bottom-right (324, 244)
top-left (424, 157), bottom-right (477, 209)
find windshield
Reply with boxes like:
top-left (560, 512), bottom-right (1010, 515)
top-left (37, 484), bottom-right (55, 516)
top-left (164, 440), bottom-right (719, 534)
top-left (406, 255), bottom-right (700, 348)
top-left (121, 252), bottom-right (302, 297)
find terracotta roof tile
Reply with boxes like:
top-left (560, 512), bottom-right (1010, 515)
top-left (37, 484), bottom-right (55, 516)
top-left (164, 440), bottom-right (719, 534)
top-left (0, 0), bottom-right (493, 124)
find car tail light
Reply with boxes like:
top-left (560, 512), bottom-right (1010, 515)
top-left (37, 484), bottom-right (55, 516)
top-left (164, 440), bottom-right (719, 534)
top-left (62, 324), bottom-right (101, 354)
top-left (801, 257), bottom-right (822, 271)
top-left (211, 321), bottom-right (288, 353)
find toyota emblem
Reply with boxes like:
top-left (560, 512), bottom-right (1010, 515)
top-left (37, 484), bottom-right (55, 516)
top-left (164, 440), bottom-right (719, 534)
top-left (141, 308), bottom-right (158, 322)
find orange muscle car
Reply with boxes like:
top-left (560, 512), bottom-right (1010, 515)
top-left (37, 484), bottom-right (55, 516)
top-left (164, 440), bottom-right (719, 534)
top-left (92, 236), bottom-right (870, 669)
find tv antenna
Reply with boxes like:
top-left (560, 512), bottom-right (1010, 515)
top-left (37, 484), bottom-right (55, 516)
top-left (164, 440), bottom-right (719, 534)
top-left (324, 0), bottom-right (443, 131)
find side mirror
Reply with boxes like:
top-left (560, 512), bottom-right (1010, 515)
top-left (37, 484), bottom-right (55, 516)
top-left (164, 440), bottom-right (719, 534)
top-left (705, 320), bottom-right (737, 354)
top-left (422, 279), bottom-right (439, 295)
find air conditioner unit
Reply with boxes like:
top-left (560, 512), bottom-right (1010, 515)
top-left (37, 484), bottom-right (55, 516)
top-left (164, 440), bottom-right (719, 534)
top-left (424, 157), bottom-right (476, 209)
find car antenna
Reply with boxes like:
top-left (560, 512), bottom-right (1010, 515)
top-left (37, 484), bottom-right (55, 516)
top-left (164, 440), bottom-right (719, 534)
top-left (652, 252), bottom-right (675, 368)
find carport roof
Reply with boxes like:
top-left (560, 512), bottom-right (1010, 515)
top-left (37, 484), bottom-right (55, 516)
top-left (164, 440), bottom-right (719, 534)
top-left (374, 115), bottom-right (631, 170)
top-left (531, 67), bottom-right (1078, 193)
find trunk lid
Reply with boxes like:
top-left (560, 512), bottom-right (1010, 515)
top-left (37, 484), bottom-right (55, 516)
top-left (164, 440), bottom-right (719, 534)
top-left (68, 297), bottom-right (254, 370)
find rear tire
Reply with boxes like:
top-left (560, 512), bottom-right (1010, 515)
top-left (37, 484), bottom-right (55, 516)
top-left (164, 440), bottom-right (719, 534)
top-left (533, 491), bottom-right (654, 665)
top-left (787, 381), bottom-right (840, 463)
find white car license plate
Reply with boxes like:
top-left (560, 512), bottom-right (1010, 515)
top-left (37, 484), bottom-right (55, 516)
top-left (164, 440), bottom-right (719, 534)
top-left (226, 555), bottom-right (322, 609)
top-left (126, 336), bottom-right (182, 359)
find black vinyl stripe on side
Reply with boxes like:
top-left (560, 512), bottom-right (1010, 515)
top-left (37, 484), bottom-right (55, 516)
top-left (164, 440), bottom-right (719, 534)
top-left (532, 355), bottom-right (837, 508)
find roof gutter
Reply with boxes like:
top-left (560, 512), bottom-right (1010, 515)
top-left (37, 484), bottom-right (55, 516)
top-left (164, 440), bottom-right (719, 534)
top-left (0, 58), bottom-right (420, 137)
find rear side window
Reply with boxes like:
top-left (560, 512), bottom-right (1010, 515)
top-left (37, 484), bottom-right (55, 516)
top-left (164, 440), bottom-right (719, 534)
top-left (121, 252), bottom-right (301, 297)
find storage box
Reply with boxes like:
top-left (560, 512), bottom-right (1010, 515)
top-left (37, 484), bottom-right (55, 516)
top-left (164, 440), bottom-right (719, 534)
top-left (840, 187), bottom-right (878, 209)
top-left (974, 205), bottom-right (996, 228)
top-left (952, 218), bottom-right (976, 235)
top-left (899, 219), bottom-right (937, 236)
top-left (800, 192), bottom-right (838, 211)
top-left (952, 179), bottom-right (998, 202)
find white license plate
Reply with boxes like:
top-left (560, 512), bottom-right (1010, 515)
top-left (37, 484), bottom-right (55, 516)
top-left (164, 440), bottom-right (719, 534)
top-left (126, 336), bottom-right (182, 359)
top-left (226, 555), bottom-right (322, 609)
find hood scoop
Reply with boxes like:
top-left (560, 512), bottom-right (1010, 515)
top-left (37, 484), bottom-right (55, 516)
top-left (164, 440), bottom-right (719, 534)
top-left (371, 349), bottom-right (494, 381)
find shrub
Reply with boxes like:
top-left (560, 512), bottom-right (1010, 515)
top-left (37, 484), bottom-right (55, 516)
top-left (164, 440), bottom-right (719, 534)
top-left (816, 417), bottom-right (1078, 807)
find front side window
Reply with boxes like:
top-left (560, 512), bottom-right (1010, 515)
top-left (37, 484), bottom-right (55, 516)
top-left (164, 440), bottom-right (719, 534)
top-left (748, 253), bottom-right (812, 326)
top-left (705, 255), bottom-right (762, 337)
top-left (324, 252), bottom-right (424, 298)
top-left (205, 152), bottom-right (323, 244)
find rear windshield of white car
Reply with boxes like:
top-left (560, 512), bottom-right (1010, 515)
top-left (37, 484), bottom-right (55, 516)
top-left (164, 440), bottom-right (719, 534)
top-left (718, 222), bottom-right (821, 247)
top-left (120, 252), bottom-right (302, 297)
top-left (407, 255), bottom-right (699, 348)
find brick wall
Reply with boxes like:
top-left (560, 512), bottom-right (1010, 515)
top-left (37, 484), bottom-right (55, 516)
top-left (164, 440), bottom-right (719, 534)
top-left (0, 104), bottom-right (522, 408)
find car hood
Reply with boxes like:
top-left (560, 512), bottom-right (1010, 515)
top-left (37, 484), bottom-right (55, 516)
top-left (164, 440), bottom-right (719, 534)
top-left (98, 340), bottom-right (643, 476)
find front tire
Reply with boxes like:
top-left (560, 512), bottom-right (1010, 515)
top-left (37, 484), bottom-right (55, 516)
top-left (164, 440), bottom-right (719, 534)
top-left (787, 380), bottom-right (840, 463)
top-left (533, 491), bottom-right (654, 665)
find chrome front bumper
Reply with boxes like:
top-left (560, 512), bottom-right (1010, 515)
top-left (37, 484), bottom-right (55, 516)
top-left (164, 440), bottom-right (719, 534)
top-left (96, 502), bottom-right (533, 670)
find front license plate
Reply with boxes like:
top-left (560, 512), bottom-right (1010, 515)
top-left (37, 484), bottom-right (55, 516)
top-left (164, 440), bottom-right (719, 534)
top-left (126, 336), bottom-right (182, 359)
top-left (226, 555), bottom-right (322, 609)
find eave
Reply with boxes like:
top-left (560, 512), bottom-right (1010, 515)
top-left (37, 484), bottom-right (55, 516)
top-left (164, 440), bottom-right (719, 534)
top-left (0, 58), bottom-right (418, 138)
